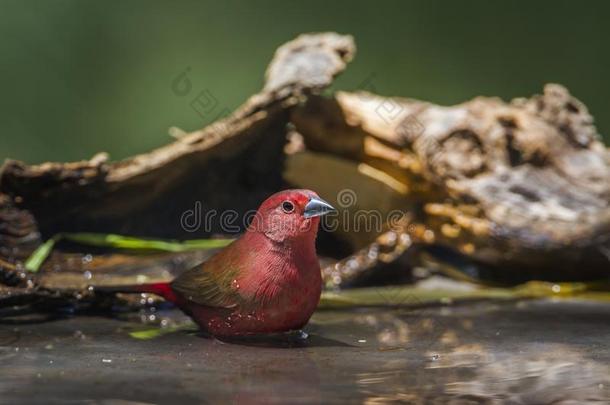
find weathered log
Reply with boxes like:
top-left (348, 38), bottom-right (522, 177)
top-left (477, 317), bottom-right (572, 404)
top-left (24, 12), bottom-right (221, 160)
top-left (289, 85), bottom-right (610, 283)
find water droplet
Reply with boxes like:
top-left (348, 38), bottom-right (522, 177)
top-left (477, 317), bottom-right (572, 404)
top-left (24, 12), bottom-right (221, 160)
top-left (552, 284), bottom-right (561, 293)
top-left (384, 232), bottom-right (397, 244)
top-left (83, 271), bottom-right (92, 280)
top-left (82, 254), bottom-right (93, 264)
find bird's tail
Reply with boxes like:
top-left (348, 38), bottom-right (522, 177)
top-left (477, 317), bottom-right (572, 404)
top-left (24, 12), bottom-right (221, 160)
top-left (94, 282), bottom-right (178, 303)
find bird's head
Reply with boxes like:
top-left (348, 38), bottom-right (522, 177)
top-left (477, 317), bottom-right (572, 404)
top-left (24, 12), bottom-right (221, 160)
top-left (250, 189), bottom-right (336, 243)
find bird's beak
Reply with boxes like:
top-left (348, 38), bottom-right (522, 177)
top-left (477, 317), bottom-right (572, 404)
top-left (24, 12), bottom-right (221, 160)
top-left (303, 196), bottom-right (336, 218)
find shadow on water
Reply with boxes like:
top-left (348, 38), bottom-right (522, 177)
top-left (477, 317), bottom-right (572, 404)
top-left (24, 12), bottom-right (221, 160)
top-left (214, 331), bottom-right (354, 348)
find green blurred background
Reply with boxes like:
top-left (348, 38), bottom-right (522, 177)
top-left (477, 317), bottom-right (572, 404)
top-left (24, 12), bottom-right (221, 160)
top-left (1, 0), bottom-right (609, 164)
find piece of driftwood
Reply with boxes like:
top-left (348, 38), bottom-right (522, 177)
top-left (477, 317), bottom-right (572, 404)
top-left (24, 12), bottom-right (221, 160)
top-left (289, 85), bottom-right (610, 284)
top-left (0, 31), bottom-right (609, 312)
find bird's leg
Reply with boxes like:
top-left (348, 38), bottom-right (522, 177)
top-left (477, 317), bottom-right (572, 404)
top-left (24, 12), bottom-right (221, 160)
top-left (321, 215), bottom-right (435, 288)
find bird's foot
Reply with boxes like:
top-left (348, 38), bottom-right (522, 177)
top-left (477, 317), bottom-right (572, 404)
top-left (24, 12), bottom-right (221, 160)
top-left (292, 329), bottom-right (309, 340)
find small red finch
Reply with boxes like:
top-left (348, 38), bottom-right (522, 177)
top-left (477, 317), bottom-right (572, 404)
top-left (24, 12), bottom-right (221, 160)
top-left (105, 189), bottom-right (335, 337)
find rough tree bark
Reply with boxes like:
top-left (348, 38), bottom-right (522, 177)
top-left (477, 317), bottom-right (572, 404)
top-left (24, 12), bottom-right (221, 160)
top-left (289, 86), bottom-right (610, 283)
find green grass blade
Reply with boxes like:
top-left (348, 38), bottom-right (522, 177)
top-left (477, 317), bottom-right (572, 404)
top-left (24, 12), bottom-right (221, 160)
top-left (129, 323), bottom-right (196, 340)
top-left (62, 233), bottom-right (233, 252)
top-left (24, 236), bottom-right (59, 273)
top-left (24, 233), bottom-right (234, 273)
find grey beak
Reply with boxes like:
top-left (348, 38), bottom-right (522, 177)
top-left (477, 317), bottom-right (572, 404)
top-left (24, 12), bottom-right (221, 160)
top-left (303, 196), bottom-right (336, 218)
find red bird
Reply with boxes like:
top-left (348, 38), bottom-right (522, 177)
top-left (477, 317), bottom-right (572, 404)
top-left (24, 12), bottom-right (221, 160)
top-left (108, 189), bottom-right (335, 337)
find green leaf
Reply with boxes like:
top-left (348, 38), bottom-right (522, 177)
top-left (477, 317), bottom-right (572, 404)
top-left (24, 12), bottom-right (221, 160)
top-left (129, 323), bottom-right (196, 340)
top-left (62, 233), bottom-right (233, 252)
top-left (24, 236), bottom-right (59, 273)
top-left (24, 233), bottom-right (234, 273)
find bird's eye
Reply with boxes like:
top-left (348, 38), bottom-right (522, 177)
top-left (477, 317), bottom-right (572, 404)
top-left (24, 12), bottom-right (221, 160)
top-left (281, 200), bottom-right (295, 213)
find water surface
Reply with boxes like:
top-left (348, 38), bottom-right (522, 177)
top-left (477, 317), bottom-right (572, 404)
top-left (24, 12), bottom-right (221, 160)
top-left (1, 299), bottom-right (609, 403)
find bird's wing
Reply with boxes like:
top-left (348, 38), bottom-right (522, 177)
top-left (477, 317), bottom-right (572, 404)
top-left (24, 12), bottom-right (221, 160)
top-left (170, 247), bottom-right (242, 309)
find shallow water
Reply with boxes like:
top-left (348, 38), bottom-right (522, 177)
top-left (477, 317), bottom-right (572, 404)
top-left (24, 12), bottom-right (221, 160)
top-left (1, 299), bottom-right (609, 404)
